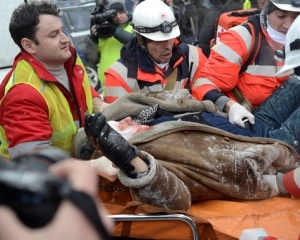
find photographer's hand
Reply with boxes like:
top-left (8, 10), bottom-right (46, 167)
top-left (91, 22), bottom-right (117, 39)
top-left (0, 160), bottom-right (114, 240)
top-left (91, 24), bottom-right (98, 36)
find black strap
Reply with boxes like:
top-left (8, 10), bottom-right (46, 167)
top-left (234, 22), bottom-right (261, 104)
top-left (184, 61), bottom-right (194, 93)
top-left (229, 9), bottom-right (261, 17)
top-left (290, 38), bottom-right (300, 51)
top-left (239, 22), bottom-right (261, 74)
top-left (67, 190), bottom-right (114, 240)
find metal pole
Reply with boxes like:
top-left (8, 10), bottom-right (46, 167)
top-left (109, 213), bottom-right (200, 240)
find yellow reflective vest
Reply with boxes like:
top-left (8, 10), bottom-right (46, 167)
top-left (0, 54), bottom-right (93, 158)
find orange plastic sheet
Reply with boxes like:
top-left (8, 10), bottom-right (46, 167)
top-left (99, 188), bottom-right (300, 240)
top-left (190, 197), bottom-right (300, 240)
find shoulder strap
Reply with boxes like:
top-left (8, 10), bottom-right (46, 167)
top-left (233, 22), bottom-right (261, 103)
top-left (164, 68), bottom-right (178, 90)
top-left (68, 190), bottom-right (114, 240)
top-left (239, 22), bottom-right (262, 74)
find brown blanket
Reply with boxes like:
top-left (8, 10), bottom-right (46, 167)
top-left (79, 91), bottom-right (300, 201)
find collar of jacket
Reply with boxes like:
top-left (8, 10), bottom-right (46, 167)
top-left (120, 37), bottom-right (185, 79)
top-left (241, 9), bottom-right (267, 32)
top-left (248, 14), bottom-right (261, 31)
top-left (0, 47), bottom-right (74, 98)
top-left (13, 46), bottom-right (77, 83)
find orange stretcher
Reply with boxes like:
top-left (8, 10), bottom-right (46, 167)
top-left (99, 188), bottom-right (300, 240)
top-left (190, 197), bottom-right (300, 239)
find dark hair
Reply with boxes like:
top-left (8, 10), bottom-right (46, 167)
top-left (265, 1), bottom-right (279, 14)
top-left (9, 1), bottom-right (60, 51)
top-left (109, 2), bottom-right (125, 12)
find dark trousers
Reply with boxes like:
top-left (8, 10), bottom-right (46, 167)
top-left (252, 75), bottom-right (300, 154)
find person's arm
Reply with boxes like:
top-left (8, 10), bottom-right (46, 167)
top-left (113, 27), bottom-right (135, 45)
top-left (84, 113), bottom-right (149, 174)
top-left (104, 66), bottom-right (133, 103)
top-left (192, 26), bottom-right (255, 127)
top-left (193, 26), bottom-right (249, 106)
top-left (77, 156), bottom-right (119, 182)
top-left (84, 113), bottom-right (191, 210)
top-left (0, 160), bottom-right (114, 240)
top-left (89, 85), bottom-right (110, 113)
top-left (1, 85), bottom-right (54, 158)
top-left (92, 96), bottom-right (110, 113)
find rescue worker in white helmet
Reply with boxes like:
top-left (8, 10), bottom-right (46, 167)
top-left (78, 15), bottom-right (300, 213)
top-left (103, 0), bottom-right (208, 103)
top-left (195, 0), bottom-right (300, 153)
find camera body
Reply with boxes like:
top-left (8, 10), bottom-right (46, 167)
top-left (91, 4), bottom-right (117, 38)
top-left (0, 149), bottom-right (72, 228)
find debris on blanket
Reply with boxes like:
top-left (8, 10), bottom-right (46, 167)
top-left (145, 89), bottom-right (191, 101)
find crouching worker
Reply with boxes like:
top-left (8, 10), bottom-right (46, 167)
top-left (85, 112), bottom-right (300, 211)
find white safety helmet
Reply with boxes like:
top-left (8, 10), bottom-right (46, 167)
top-left (277, 15), bottom-right (300, 75)
top-left (270, 0), bottom-right (300, 12)
top-left (131, 0), bottom-right (180, 41)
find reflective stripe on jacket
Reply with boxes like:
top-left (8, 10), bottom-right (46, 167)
top-left (0, 49), bottom-right (93, 158)
top-left (104, 38), bottom-right (207, 103)
top-left (193, 15), bottom-right (291, 108)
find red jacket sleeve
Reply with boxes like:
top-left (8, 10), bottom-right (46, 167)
top-left (0, 84), bottom-right (52, 148)
top-left (193, 27), bottom-right (248, 100)
top-left (90, 85), bottom-right (100, 98)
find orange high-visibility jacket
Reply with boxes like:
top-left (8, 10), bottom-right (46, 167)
top-left (104, 38), bottom-right (208, 103)
top-left (193, 15), bottom-right (290, 109)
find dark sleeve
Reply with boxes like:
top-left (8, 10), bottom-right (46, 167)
top-left (201, 112), bottom-right (255, 137)
top-left (203, 89), bottom-right (224, 103)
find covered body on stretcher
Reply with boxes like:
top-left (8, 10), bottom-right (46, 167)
top-left (73, 90), bottom-right (300, 239)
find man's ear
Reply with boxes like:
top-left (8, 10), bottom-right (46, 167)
top-left (21, 38), bottom-right (36, 54)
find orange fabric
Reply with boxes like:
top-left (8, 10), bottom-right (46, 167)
top-left (216, 9), bottom-right (260, 32)
top-left (199, 25), bottom-right (289, 108)
top-left (99, 188), bottom-right (300, 240)
top-left (136, 65), bottom-right (167, 84)
top-left (104, 68), bottom-right (133, 103)
top-left (189, 197), bottom-right (300, 239)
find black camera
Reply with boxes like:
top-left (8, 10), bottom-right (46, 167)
top-left (0, 148), bottom-right (72, 228)
top-left (91, 3), bottom-right (117, 38)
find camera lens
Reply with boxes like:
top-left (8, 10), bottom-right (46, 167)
top-left (12, 147), bottom-right (71, 172)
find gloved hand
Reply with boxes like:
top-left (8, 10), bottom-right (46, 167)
top-left (84, 113), bottom-right (139, 173)
top-left (228, 102), bottom-right (255, 128)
